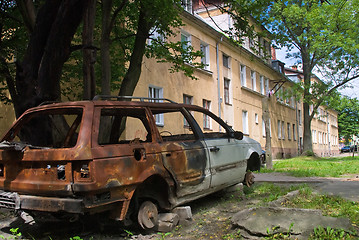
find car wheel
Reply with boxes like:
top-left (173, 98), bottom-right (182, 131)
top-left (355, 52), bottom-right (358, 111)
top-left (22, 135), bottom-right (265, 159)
top-left (137, 201), bottom-right (158, 230)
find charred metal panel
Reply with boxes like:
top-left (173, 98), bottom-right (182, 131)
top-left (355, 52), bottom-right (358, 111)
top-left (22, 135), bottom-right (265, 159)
top-left (161, 141), bottom-right (210, 198)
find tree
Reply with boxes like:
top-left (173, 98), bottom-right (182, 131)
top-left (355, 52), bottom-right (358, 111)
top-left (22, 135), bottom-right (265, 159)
top-left (331, 95), bottom-right (359, 144)
top-left (0, 0), bottom-right (89, 118)
top-left (214, 0), bottom-right (359, 154)
top-left (0, 0), bottom-right (204, 119)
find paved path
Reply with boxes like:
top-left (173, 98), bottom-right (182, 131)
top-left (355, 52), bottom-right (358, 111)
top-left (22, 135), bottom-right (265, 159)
top-left (254, 172), bottom-right (359, 202)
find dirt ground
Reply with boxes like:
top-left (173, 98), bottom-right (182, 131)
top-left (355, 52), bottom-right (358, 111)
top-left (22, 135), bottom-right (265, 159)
top-left (0, 185), bottom-right (258, 240)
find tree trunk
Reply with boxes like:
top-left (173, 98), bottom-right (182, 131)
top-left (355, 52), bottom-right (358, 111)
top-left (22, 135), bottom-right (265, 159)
top-left (101, 0), bottom-right (112, 96)
top-left (14, 0), bottom-right (88, 117)
top-left (262, 96), bottom-right (273, 169)
top-left (301, 51), bottom-right (314, 154)
top-left (118, 10), bottom-right (152, 96)
top-left (83, 0), bottom-right (96, 100)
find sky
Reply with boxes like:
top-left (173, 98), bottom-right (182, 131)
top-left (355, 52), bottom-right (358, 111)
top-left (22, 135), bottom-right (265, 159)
top-left (276, 48), bottom-right (359, 99)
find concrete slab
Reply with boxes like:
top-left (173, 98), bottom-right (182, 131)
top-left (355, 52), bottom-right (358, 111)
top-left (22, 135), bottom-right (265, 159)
top-left (231, 207), bottom-right (353, 239)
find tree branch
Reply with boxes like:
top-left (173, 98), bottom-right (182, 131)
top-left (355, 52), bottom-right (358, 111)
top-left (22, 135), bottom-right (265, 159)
top-left (109, 0), bottom-right (128, 34)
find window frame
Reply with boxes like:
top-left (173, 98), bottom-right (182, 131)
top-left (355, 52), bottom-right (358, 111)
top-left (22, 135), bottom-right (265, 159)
top-left (148, 85), bottom-right (164, 126)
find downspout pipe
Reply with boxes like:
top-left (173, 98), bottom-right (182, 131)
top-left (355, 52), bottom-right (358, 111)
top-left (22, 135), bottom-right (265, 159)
top-left (216, 36), bottom-right (223, 121)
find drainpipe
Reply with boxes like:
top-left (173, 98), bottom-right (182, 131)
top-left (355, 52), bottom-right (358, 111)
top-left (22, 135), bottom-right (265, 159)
top-left (296, 101), bottom-right (300, 156)
top-left (327, 111), bottom-right (331, 156)
top-left (216, 37), bottom-right (223, 124)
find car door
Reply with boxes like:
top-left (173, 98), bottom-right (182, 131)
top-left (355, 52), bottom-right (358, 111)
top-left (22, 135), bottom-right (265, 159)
top-left (204, 137), bottom-right (247, 187)
top-left (193, 108), bottom-right (247, 188)
top-left (152, 108), bottom-right (211, 198)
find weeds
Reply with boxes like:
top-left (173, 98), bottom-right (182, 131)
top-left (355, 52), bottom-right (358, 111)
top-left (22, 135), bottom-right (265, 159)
top-left (309, 226), bottom-right (357, 239)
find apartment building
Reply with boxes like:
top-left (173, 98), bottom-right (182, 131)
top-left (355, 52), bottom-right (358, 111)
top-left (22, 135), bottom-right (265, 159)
top-left (132, 4), bottom-right (339, 157)
top-left (0, 2), bottom-right (339, 158)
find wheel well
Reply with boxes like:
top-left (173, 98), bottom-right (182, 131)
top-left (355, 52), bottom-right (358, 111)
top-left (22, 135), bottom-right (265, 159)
top-left (246, 152), bottom-right (261, 171)
top-left (132, 175), bottom-right (171, 211)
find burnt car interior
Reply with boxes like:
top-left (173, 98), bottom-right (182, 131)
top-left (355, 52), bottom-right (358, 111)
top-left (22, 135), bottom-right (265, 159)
top-left (98, 108), bottom-right (152, 145)
top-left (4, 108), bottom-right (83, 149)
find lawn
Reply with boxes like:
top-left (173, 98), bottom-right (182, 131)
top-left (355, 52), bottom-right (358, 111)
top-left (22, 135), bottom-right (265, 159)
top-left (261, 155), bottom-right (359, 178)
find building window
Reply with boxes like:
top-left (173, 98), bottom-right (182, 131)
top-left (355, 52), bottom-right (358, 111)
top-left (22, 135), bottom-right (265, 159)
top-left (242, 111), bottom-right (249, 135)
top-left (255, 113), bottom-right (258, 124)
top-left (200, 43), bottom-right (210, 70)
top-left (149, 86), bottom-right (164, 126)
top-left (181, 31), bottom-right (191, 51)
top-left (181, 0), bottom-right (192, 13)
top-left (223, 54), bottom-right (230, 68)
top-left (260, 75), bottom-right (265, 95)
top-left (298, 110), bottom-right (302, 125)
top-left (183, 94), bottom-right (193, 127)
top-left (282, 121), bottom-right (285, 140)
top-left (265, 78), bottom-right (269, 94)
top-left (203, 99), bottom-right (211, 129)
top-left (148, 28), bottom-right (165, 45)
top-left (224, 78), bottom-right (231, 104)
top-left (251, 70), bottom-right (256, 91)
top-left (240, 64), bottom-right (246, 87)
top-left (277, 120), bottom-right (281, 139)
top-left (293, 124), bottom-right (296, 141)
top-left (287, 123), bottom-right (291, 140)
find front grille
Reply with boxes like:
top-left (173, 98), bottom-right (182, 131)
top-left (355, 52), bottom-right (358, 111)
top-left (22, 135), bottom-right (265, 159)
top-left (0, 191), bottom-right (20, 209)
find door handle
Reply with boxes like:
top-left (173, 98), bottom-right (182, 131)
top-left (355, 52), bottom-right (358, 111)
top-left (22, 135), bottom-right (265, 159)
top-left (210, 146), bottom-right (220, 152)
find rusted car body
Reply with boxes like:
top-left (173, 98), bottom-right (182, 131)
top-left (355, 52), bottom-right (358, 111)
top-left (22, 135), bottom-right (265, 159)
top-left (0, 97), bottom-right (262, 229)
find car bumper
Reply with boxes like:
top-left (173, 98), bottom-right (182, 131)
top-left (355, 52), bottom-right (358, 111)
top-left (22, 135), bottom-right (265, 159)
top-left (0, 190), bottom-right (83, 213)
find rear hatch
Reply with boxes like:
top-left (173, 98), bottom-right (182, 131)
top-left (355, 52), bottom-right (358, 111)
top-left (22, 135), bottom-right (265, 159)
top-left (0, 106), bottom-right (92, 196)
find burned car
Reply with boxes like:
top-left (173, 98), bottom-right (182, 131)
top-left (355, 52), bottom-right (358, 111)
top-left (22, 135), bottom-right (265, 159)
top-left (0, 96), bottom-right (262, 230)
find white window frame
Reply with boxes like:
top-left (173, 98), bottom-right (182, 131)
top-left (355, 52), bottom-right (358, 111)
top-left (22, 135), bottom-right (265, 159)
top-left (148, 86), bottom-right (164, 126)
top-left (287, 122), bottom-right (291, 140)
top-left (255, 113), bottom-right (259, 124)
top-left (282, 121), bottom-right (285, 140)
top-left (148, 28), bottom-right (165, 45)
top-left (240, 64), bottom-right (246, 87)
top-left (181, 0), bottom-right (192, 13)
top-left (293, 124), bottom-right (296, 141)
top-left (183, 94), bottom-right (193, 127)
top-left (200, 42), bottom-right (210, 70)
top-left (242, 111), bottom-right (249, 135)
top-left (251, 70), bottom-right (256, 91)
top-left (224, 78), bottom-right (232, 105)
top-left (223, 54), bottom-right (230, 68)
top-left (203, 99), bottom-right (212, 129)
top-left (265, 78), bottom-right (269, 94)
top-left (260, 75), bottom-right (265, 95)
top-left (181, 31), bottom-right (191, 51)
top-left (277, 120), bottom-right (281, 139)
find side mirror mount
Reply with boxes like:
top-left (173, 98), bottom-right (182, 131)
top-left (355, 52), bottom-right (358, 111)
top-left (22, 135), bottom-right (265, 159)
top-left (233, 131), bottom-right (243, 140)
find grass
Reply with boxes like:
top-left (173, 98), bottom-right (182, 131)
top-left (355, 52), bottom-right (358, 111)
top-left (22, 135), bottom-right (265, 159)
top-left (247, 183), bottom-right (359, 239)
top-left (261, 155), bottom-right (359, 177)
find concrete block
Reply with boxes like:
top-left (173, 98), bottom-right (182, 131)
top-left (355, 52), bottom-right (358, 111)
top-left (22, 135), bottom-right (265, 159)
top-left (157, 221), bottom-right (176, 232)
top-left (172, 206), bottom-right (192, 220)
top-left (158, 213), bottom-right (179, 224)
top-left (156, 213), bottom-right (179, 232)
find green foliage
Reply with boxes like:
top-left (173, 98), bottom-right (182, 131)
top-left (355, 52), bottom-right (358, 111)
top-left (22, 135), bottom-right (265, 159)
top-left (265, 223), bottom-right (294, 239)
top-left (309, 226), bottom-right (355, 240)
top-left (330, 95), bottom-right (359, 143)
top-left (262, 156), bottom-right (359, 177)
top-left (283, 187), bottom-right (359, 233)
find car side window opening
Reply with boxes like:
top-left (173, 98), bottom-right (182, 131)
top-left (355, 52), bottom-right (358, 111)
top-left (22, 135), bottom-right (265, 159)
top-left (5, 108), bottom-right (83, 148)
top-left (192, 108), bottom-right (234, 139)
top-left (98, 108), bottom-right (152, 145)
top-left (150, 108), bottom-right (198, 142)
